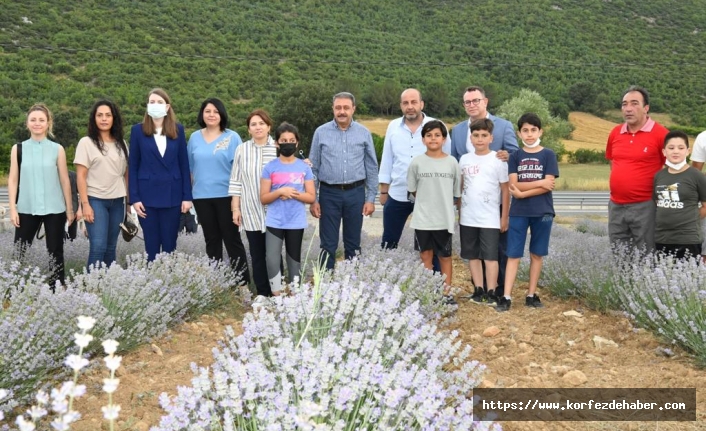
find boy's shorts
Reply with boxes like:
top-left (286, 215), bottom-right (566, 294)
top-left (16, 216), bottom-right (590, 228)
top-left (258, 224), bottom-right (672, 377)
top-left (506, 215), bottom-right (553, 258)
top-left (414, 229), bottom-right (453, 257)
top-left (460, 225), bottom-right (499, 261)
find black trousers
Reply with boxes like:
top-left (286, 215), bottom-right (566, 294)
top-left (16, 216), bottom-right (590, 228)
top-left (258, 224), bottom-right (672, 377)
top-left (246, 230), bottom-right (274, 297)
top-left (193, 197), bottom-right (250, 285)
top-left (15, 212), bottom-right (66, 290)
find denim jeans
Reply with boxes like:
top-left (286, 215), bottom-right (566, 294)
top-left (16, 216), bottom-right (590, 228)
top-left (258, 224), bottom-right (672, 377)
top-left (85, 197), bottom-right (124, 270)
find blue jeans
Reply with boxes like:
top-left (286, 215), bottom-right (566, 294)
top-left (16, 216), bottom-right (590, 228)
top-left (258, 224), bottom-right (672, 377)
top-left (85, 197), bottom-right (124, 270)
top-left (381, 196), bottom-right (414, 249)
top-left (318, 184), bottom-right (365, 270)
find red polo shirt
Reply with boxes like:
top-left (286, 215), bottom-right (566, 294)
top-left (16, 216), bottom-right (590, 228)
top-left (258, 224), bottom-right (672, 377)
top-left (606, 118), bottom-right (668, 204)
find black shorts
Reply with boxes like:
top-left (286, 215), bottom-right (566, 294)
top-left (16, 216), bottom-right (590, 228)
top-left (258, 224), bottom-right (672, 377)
top-left (414, 229), bottom-right (453, 257)
top-left (655, 243), bottom-right (702, 260)
top-left (460, 225), bottom-right (499, 261)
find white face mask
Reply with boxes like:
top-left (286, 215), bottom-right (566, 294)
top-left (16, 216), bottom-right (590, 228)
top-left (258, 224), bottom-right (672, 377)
top-left (522, 138), bottom-right (541, 149)
top-left (147, 104), bottom-right (168, 119)
top-left (665, 160), bottom-right (687, 170)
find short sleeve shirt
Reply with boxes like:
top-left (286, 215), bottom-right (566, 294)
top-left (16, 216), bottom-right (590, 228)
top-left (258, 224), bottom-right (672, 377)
top-left (407, 154), bottom-right (461, 233)
top-left (653, 167), bottom-right (706, 244)
top-left (508, 148), bottom-right (559, 217)
top-left (74, 137), bottom-right (128, 199)
top-left (690, 131), bottom-right (706, 163)
top-left (459, 151), bottom-right (508, 228)
top-left (261, 158), bottom-right (314, 229)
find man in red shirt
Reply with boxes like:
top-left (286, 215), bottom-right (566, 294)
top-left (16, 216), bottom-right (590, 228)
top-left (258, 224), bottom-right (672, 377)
top-left (606, 86), bottom-right (668, 251)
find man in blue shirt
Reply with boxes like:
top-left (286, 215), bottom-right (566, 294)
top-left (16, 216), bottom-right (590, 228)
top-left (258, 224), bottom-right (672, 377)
top-left (379, 88), bottom-right (450, 249)
top-left (310, 92), bottom-right (379, 270)
top-left (451, 86), bottom-right (519, 299)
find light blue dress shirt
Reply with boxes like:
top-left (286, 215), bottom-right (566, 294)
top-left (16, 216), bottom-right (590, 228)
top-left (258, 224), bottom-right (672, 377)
top-left (309, 119), bottom-right (379, 202)
top-left (378, 114), bottom-right (451, 202)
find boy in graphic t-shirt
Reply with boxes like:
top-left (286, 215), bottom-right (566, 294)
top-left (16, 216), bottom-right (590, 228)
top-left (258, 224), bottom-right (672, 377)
top-left (460, 118), bottom-right (509, 306)
top-left (497, 113), bottom-right (559, 312)
top-left (407, 120), bottom-right (461, 304)
top-left (653, 130), bottom-right (706, 259)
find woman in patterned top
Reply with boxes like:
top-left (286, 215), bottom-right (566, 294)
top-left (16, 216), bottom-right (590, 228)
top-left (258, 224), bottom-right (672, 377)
top-left (229, 109), bottom-right (278, 297)
top-left (188, 98), bottom-right (250, 284)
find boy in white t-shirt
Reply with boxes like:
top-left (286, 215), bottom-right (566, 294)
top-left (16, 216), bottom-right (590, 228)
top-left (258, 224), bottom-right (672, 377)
top-left (459, 118), bottom-right (509, 306)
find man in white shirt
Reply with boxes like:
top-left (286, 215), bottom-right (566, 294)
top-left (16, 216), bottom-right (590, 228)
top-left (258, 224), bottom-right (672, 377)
top-left (688, 129), bottom-right (706, 261)
top-left (378, 88), bottom-right (449, 249)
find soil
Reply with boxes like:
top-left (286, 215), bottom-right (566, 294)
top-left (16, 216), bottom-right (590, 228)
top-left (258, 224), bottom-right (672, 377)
top-left (64, 256), bottom-right (705, 431)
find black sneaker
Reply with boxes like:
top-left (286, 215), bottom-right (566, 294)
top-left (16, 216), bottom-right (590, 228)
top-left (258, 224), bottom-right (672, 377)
top-left (470, 287), bottom-right (485, 304)
top-left (485, 290), bottom-right (498, 307)
top-left (525, 294), bottom-right (544, 308)
top-left (496, 296), bottom-right (512, 312)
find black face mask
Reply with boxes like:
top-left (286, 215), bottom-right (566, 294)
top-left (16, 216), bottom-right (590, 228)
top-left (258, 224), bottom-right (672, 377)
top-left (278, 143), bottom-right (297, 157)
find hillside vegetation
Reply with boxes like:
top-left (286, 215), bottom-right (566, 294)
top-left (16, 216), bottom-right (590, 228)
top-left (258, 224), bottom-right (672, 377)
top-left (1, 0), bottom-right (706, 172)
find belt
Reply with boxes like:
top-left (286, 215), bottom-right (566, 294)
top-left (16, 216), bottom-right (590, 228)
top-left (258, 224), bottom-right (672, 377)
top-left (320, 179), bottom-right (365, 191)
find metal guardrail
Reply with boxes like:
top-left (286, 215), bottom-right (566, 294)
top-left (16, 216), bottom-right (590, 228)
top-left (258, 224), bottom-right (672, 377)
top-left (0, 189), bottom-right (610, 214)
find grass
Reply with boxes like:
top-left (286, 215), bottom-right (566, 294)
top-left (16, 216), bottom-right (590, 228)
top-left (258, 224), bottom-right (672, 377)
top-left (556, 163), bottom-right (610, 191)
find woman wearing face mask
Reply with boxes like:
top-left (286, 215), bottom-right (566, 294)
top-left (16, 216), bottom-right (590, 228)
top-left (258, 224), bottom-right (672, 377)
top-left (229, 109), bottom-right (278, 297)
top-left (187, 98), bottom-right (250, 283)
top-left (129, 88), bottom-right (192, 261)
top-left (260, 123), bottom-right (316, 295)
top-left (75, 99), bottom-right (129, 270)
top-left (8, 104), bottom-right (75, 290)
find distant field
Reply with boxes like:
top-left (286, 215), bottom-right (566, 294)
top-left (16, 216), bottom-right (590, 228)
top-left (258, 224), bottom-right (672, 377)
top-left (556, 163), bottom-right (609, 191)
top-left (561, 112), bottom-right (616, 152)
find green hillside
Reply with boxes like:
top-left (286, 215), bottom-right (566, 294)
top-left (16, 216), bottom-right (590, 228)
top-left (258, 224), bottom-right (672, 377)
top-left (1, 0), bottom-right (705, 170)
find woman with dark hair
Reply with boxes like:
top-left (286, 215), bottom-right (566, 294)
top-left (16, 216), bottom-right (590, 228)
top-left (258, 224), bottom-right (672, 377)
top-left (229, 109), bottom-right (278, 297)
top-left (187, 98), bottom-right (250, 283)
top-left (129, 88), bottom-right (192, 261)
top-left (74, 99), bottom-right (129, 270)
top-left (8, 103), bottom-right (74, 289)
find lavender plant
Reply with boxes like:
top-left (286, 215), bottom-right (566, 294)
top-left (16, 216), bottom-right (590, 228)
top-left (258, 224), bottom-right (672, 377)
top-left (1, 316), bottom-right (124, 431)
top-left (612, 252), bottom-right (706, 366)
top-left (152, 271), bottom-right (496, 430)
top-left (1, 252), bottom-right (246, 414)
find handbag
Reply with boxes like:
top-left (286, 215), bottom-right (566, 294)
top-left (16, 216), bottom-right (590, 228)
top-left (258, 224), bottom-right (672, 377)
top-left (120, 202), bottom-right (139, 242)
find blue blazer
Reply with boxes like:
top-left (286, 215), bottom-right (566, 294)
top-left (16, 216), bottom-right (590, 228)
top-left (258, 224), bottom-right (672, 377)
top-left (128, 123), bottom-right (193, 208)
top-left (450, 113), bottom-right (519, 161)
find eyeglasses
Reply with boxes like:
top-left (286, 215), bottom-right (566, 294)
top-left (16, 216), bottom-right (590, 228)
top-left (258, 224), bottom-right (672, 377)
top-left (463, 99), bottom-right (484, 107)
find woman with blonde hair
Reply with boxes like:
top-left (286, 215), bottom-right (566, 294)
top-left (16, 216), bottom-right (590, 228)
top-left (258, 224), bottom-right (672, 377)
top-left (128, 88), bottom-right (192, 261)
top-left (8, 103), bottom-right (74, 289)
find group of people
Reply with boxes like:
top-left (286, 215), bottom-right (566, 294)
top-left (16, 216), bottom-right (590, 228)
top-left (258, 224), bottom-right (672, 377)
top-left (8, 84), bottom-right (702, 309)
top-left (7, 89), bottom-right (315, 296)
top-left (607, 85), bottom-right (706, 261)
top-left (379, 87), bottom-right (557, 312)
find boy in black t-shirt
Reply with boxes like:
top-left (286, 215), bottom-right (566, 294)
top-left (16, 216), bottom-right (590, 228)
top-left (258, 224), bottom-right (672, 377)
top-left (653, 130), bottom-right (706, 259)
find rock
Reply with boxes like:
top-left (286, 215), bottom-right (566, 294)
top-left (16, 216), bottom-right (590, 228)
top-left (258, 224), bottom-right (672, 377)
top-left (567, 340), bottom-right (576, 347)
top-left (150, 343), bottom-right (163, 356)
top-left (469, 334), bottom-right (482, 342)
top-left (134, 422), bottom-right (150, 431)
top-left (592, 336), bottom-right (618, 349)
top-left (518, 342), bottom-right (533, 352)
top-left (563, 310), bottom-right (583, 318)
top-left (483, 326), bottom-right (500, 337)
top-left (655, 347), bottom-right (675, 357)
top-left (585, 353), bottom-right (603, 363)
top-left (573, 317), bottom-right (586, 324)
top-left (488, 345), bottom-right (499, 355)
top-left (551, 365), bottom-right (571, 376)
top-left (167, 355), bottom-right (183, 364)
top-left (562, 370), bottom-right (587, 386)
